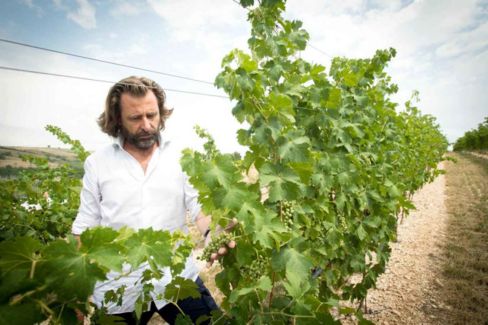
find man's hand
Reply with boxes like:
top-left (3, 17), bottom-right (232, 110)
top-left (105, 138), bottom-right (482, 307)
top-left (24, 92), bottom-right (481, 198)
top-left (75, 308), bottom-right (84, 323)
top-left (203, 218), bottom-right (238, 267)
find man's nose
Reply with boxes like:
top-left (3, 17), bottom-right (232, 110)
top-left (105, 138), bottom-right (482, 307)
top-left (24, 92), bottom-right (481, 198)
top-left (141, 117), bottom-right (152, 130)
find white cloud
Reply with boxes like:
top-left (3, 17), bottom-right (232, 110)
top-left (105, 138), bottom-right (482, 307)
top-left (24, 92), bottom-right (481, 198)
top-left (67, 0), bottom-right (97, 29)
top-left (323, 0), bottom-right (365, 15)
top-left (20, 0), bottom-right (44, 17)
top-left (147, 0), bottom-right (248, 48)
top-left (283, 0), bottom-right (488, 143)
top-left (146, 0), bottom-right (249, 83)
top-left (82, 36), bottom-right (149, 63)
top-left (367, 0), bottom-right (405, 11)
top-left (147, 0), bottom-right (240, 31)
top-left (286, 0), bottom-right (482, 58)
top-left (52, 0), bottom-right (63, 9)
top-left (110, 1), bottom-right (144, 17)
top-left (435, 21), bottom-right (488, 58)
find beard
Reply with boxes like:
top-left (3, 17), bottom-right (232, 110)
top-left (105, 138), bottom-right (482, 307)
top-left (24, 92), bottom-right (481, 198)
top-left (120, 125), bottom-right (161, 150)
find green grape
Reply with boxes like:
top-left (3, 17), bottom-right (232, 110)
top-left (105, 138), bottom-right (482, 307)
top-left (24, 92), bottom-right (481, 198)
top-left (279, 200), bottom-right (296, 231)
top-left (241, 254), bottom-right (267, 280)
top-left (199, 232), bottom-right (234, 262)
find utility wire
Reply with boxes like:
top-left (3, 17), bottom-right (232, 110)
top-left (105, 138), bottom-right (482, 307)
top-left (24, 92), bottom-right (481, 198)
top-left (0, 38), bottom-right (214, 85)
top-left (0, 66), bottom-right (229, 99)
top-left (308, 43), bottom-right (334, 59)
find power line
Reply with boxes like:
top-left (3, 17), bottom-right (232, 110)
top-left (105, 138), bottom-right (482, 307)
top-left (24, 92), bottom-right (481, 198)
top-left (0, 38), bottom-right (214, 85)
top-left (308, 43), bottom-right (334, 59)
top-left (0, 65), bottom-right (229, 99)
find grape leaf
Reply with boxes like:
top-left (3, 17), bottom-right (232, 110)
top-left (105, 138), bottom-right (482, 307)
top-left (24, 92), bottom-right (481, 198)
top-left (274, 247), bottom-right (313, 299)
top-left (40, 237), bottom-right (106, 301)
top-left (79, 228), bottom-right (125, 272)
top-left (124, 229), bottom-right (173, 268)
top-left (164, 276), bottom-right (200, 302)
top-left (252, 210), bottom-right (288, 248)
top-left (259, 163), bottom-right (302, 202)
top-left (0, 303), bottom-right (44, 325)
top-left (213, 185), bottom-right (258, 211)
top-left (0, 236), bottom-right (41, 275)
top-left (277, 134), bottom-right (310, 163)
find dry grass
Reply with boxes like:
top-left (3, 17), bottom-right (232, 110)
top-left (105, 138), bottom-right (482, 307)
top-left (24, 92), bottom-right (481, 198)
top-left (440, 152), bottom-right (488, 324)
top-left (0, 146), bottom-right (76, 168)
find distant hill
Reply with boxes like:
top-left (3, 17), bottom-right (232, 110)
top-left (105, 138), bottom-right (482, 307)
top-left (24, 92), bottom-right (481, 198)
top-left (0, 146), bottom-right (81, 178)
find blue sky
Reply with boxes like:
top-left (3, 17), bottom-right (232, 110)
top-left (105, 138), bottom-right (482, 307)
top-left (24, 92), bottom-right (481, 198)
top-left (1, 0), bottom-right (487, 152)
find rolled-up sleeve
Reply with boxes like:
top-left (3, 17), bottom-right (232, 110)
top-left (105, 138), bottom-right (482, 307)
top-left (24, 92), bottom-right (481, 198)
top-left (72, 155), bottom-right (102, 235)
top-left (183, 173), bottom-right (201, 223)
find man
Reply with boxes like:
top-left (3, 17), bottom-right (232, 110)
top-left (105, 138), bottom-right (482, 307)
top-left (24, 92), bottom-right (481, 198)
top-left (72, 76), bottom-right (232, 324)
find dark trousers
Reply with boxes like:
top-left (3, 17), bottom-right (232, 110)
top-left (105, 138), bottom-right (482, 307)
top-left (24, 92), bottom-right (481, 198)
top-left (111, 277), bottom-right (218, 325)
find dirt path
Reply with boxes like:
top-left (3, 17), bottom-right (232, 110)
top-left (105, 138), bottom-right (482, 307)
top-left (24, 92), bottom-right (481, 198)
top-left (364, 167), bottom-right (450, 324)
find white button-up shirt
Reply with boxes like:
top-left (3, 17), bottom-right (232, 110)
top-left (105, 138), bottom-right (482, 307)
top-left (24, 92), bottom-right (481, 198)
top-left (72, 135), bottom-right (202, 314)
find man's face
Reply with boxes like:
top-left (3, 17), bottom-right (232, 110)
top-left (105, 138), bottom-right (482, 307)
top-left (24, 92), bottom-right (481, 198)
top-left (119, 91), bottom-right (161, 150)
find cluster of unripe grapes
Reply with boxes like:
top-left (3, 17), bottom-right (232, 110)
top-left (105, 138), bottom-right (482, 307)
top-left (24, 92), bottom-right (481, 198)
top-left (199, 232), bottom-right (234, 262)
top-left (241, 254), bottom-right (267, 280)
top-left (281, 200), bottom-right (296, 230)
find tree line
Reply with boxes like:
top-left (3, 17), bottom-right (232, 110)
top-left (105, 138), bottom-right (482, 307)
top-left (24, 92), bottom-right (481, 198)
top-left (453, 117), bottom-right (488, 151)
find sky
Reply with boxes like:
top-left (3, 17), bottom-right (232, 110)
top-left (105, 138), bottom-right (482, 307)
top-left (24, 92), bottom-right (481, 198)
top-left (0, 0), bottom-right (487, 154)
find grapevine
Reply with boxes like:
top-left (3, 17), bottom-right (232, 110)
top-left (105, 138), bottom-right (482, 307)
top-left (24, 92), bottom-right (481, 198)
top-left (180, 0), bottom-right (449, 323)
top-left (0, 126), bottom-right (85, 243)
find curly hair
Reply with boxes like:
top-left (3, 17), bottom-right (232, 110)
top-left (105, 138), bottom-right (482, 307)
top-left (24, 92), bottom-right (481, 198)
top-left (98, 76), bottom-right (173, 137)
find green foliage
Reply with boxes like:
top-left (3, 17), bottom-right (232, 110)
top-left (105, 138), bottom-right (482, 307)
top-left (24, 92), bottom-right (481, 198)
top-left (45, 125), bottom-right (90, 162)
top-left (0, 126), bottom-right (202, 324)
top-left (0, 228), bottom-right (193, 324)
top-left (397, 93), bottom-right (449, 193)
top-left (0, 128), bottom-right (86, 243)
top-left (181, 0), bottom-right (447, 322)
top-left (453, 116), bottom-right (488, 151)
top-left (0, 151), bottom-right (12, 160)
top-left (0, 165), bottom-right (30, 178)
